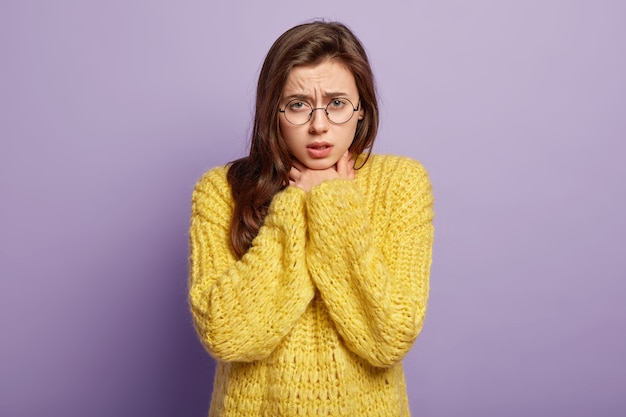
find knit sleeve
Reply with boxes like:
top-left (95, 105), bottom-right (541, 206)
top-left (305, 159), bottom-right (434, 368)
top-left (188, 168), bottom-right (315, 362)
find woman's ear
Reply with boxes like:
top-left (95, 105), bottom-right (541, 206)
top-left (358, 108), bottom-right (365, 120)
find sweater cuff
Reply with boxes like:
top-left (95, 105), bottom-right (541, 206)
top-left (306, 179), bottom-right (369, 254)
top-left (264, 185), bottom-right (307, 229)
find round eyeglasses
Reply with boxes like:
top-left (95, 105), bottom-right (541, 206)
top-left (279, 98), bottom-right (360, 125)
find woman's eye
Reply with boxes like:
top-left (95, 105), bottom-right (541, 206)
top-left (289, 101), bottom-right (308, 111)
top-left (330, 99), bottom-right (346, 108)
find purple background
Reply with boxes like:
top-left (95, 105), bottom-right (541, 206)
top-left (1, 1), bottom-right (625, 416)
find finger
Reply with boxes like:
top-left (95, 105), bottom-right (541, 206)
top-left (291, 159), bottom-right (306, 171)
top-left (343, 151), bottom-right (356, 180)
top-left (288, 167), bottom-right (298, 185)
top-left (290, 165), bottom-right (299, 174)
top-left (346, 152), bottom-right (355, 169)
top-left (336, 152), bottom-right (351, 178)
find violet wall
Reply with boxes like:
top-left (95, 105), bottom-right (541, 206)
top-left (1, 1), bottom-right (625, 416)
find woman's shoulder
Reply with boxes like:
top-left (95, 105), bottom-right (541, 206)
top-left (359, 154), bottom-right (433, 208)
top-left (192, 165), bottom-right (232, 207)
top-left (361, 154), bottom-right (430, 182)
top-left (194, 165), bottom-right (229, 190)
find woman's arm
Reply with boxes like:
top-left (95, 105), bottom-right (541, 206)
top-left (305, 158), bottom-right (434, 368)
top-left (188, 168), bottom-right (314, 362)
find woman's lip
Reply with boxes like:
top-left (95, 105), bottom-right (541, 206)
top-left (306, 143), bottom-right (333, 158)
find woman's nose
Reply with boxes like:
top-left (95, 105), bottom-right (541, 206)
top-left (309, 108), bottom-right (330, 133)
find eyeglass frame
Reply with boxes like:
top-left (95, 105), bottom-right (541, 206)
top-left (278, 97), bottom-right (361, 125)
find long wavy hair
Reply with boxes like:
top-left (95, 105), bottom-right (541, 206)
top-left (227, 21), bottom-right (379, 258)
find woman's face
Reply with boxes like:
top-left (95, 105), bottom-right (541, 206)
top-left (279, 60), bottom-right (364, 170)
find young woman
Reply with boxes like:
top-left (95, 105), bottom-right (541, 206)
top-left (189, 21), bottom-right (434, 416)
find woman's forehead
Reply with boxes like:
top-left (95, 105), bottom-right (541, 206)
top-left (282, 60), bottom-right (357, 98)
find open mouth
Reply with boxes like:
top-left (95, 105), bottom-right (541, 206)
top-left (306, 142), bottom-right (333, 158)
top-left (307, 143), bottom-right (331, 149)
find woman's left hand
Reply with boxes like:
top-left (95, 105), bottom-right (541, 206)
top-left (289, 152), bottom-right (355, 192)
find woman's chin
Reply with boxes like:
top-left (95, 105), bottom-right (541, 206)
top-left (298, 155), bottom-right (340, 171)
top-left (304, 161), bottom-right (336, 170)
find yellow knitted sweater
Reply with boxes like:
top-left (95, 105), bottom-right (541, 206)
top-left (189, 154), bottom-right (434, 417)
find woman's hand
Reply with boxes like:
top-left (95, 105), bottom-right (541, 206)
top-left (289, 152), bottom-right (355, 192)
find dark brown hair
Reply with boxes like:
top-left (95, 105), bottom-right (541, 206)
top-left (227, 21), bottom-right (379, 258)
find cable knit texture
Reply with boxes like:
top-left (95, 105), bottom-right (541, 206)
top-left (189, 154), bottom-right (434, 417)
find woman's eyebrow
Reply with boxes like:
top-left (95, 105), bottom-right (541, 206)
top-left (283, 91), bottom-right (351, 101)
top-left (283, 93), bottom-right (311, 101)
top-left (323, 91), bottom-right (349, 98)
